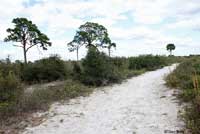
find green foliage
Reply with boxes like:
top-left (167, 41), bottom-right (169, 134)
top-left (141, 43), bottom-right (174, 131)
top-left (82, 47), bottom-right (119, 86)
top-left (166, 43), bottom-right (176, 51)
top-left (166, 43), bottom-right (176, 56)
top-left (0, 58), bottom-right (13, 76)
top-left (68, 22), bottom-right (112, 51)
top-left (19, 80), bottom-right (90, 112)
top-left (79, 22), bottom-right (111, 48)
top-left (0, 58), bottom-right (23, 109)
top-left (72, 62), bottom-right (82, 80)
top-left (0, 50), bottom-right (177, 130)
top-left (107, 42), bottom-right (116, 57)
top-left (0, 59), bottom-right (25, 83)
top-left (68, 22), bottom-right (115, 60)
top-left (22, 55), bottom-right (67, 83)
top-left (0, 71), bottom-right (23, 118)
top-left (0, 79), bottom-right (91, 121)
top-left (64, 61), bottom-right (74, 77)
top-left (4, 17), bottom-right (51, 63)
top-left (81, 52), bottom-right (171, 86)
top-left (63, 80), bottom-right (91, 98)
top-left (0, 72), bottom-right (22, 103)
top-left (166, 59), bottom-right (198, 89)
top-left (166, 58), bottom-right (200, 133)
top-left (111, 57), bottom-right (130, 79)
top-left (129, 55), bottom-right (168, 71)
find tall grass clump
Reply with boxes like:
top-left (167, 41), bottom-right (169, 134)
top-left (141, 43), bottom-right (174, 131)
top-left (18, 80), bottom-right (91, 112)
top-left (166, 57), bottom-right (200, 133)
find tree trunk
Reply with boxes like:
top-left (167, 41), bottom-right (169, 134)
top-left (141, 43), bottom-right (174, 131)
top-left (23, 39), bottom-right (27, 64)
top-left (108, 48), bottom-right (111, 57)
top-left (23, 46), bottom-right (27, 64)
top-left (76, 47), bottom-right (79, 61)
top-left (170, 50), bottom-right (172, 56)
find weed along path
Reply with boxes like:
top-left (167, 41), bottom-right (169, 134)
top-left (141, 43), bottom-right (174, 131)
top-left (23, 65), bottom-right (185, 134)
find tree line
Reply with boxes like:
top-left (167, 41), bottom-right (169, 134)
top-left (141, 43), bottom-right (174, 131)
top-left (4, 17), bottom-right (175, 64)
top-left (4, 18), bottom-right (116, 63)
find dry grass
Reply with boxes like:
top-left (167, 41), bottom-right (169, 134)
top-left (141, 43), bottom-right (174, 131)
top-left (0, 79), bottom-right (92, 134)
top-left (166, 58), bottom-right (200, 133)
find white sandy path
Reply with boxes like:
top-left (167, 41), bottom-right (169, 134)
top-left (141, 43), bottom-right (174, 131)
top-left (23, 65), bottom-right (184, 134)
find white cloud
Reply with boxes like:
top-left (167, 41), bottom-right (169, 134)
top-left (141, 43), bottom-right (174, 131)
top-left (1, 0), bottom-right (200, 61)
top-left (128, 0), bottom-right (172, 24)
top-left (165, 15), bottom-right (200, 30)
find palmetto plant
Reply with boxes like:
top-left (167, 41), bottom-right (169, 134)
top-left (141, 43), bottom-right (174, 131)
top-left (107, 42), bottom-right (116, 57)
top-left (166, 43), bottom-right (175, 56)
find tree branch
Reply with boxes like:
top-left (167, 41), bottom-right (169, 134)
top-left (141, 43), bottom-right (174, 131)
top-left (36, 45), bottom-right (43, 55)
top-left (25, 44), bottom-right (37, 52)
top-left (13, 44), bottom-right (23, 48)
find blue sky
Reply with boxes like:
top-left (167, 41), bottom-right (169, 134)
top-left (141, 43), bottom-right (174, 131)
top-left (0, 0), bottom-right (200, 61)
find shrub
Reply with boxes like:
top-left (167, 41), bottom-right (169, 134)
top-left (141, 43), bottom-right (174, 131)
top-left (82, 47), bottom-right (119, 86)
top-left (166, 58), bottom-right (200, 133)
top-left (0, 71), bottom-right (23, 117)
top-left (22, 55), bottom-right (67, 83)
top-left (0, 72), bottom-right (22, 104)
top-left (72, 62), bottom-right (82, 80)
top-left (81, 52), bottom-right (170, 86)
top-left (112, 57), bottom-right (129, 70)
top-left (166, 59), bottom-right (197, 89)
top-left (0, 58), bottom-right (23, 80)
top-left (111, 57), bottom-right (144, 79)
top-left (129, 55), bottom-right (167, 71)
top-left (63, 80), bottom-right (91, 98)
top-left (64, 61), bottom-right (74, 77)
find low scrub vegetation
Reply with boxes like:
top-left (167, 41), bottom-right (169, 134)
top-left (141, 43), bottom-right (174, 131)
top-left (166, 57), bottom-right (200, 133)
top-left (22, 55), bottom-right (67, 84)
top-left (18, 80), bottom-right (91, 113)
top-left (0, 51), bottom-right (175, 132)
top-left (0, 79), bottom-right (91, 132)
top-left (0, 72), bottom-right (23, 117)
top-left (81, 47), bottom-right (121, 86)
top-left (81, 48), bottom-right (169, 86)
top-left (129, 55), bottom-right (168, 71)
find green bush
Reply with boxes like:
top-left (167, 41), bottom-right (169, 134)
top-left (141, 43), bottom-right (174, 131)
top-left (63, 80), bottom-right (91, 98)
top-left (166, 58), bottom-right (200, 133)
top-left (22, 55), bottom-right (67, 83)
top-left (110, 57), bottom-right (145, 79)
top-left (81, 51), bottom-right (170, 86)
top-left (64, 61), bottom-right (74, 77)
top-left (0, 71), bottom-right (23, 118)
top-left (72, 62), bottom-right (82, 80)
top-left (0, 72), bottom-right (22, 103)
top-left (129, 55), bottom-right (167, 71)
top-left (166, 59), bottom-right (197, 89)
top-left (0, 58), bottom-right (24, 80)
top-left (82, 47), bottom-right (120, 86)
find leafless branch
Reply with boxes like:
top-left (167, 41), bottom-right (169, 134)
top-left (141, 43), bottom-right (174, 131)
top-left (26, 44), bottom-right (37, 52)
top-left (13, 44), bottom-right (23, 48)
top-left (36, 45), bottom-right (43, 55)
